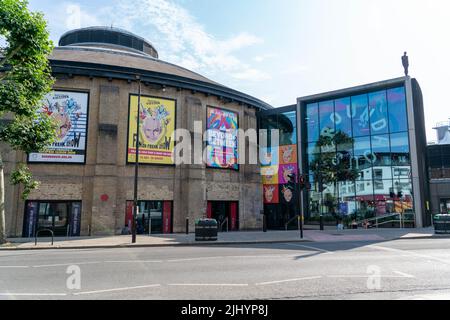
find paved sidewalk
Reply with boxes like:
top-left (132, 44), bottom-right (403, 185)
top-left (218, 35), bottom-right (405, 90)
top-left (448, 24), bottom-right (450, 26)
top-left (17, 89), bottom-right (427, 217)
top-left (0, 227), bottom-right (444, 251)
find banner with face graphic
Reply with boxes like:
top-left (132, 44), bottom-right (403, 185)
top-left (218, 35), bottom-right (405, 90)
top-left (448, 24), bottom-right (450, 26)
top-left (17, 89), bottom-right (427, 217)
top-left (261, 165), bottom-right (279, 185)
top-left (263, 184), bottom-right (279, 204)
top-left (206, 106), bottom-right (239, 170)
top-left (279, 145), bottom-right (297, 165)
top-left (260, 147), bottom-right (279, 166)
top-left (127, 95), bottom-right (176, 165)
top-left (28, 91), bottom-right (89, 164)
top-left (279, 164), bottom-right (298, 185)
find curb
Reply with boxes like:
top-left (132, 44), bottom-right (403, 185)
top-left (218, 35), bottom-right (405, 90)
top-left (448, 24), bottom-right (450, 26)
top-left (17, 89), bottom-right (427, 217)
top-left (0, 239), bottom-right (312, 251)
top-left (2, 234), bottom-right (449, 251)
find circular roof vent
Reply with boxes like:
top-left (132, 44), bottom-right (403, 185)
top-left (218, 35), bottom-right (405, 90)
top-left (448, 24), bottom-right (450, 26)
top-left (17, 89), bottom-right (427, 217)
top-left (59, 26), bottom-right (158, 58)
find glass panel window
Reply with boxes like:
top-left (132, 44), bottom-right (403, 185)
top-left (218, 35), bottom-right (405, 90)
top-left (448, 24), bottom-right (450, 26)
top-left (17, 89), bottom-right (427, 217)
top-left (352, 94), bottom-right (370, 137)
top-left (306, 103), bottom-right (319, 142)
top-left (354, 136), bottom-right (373, 178)
top-left (334, 98), bottom-right (352, 137)
top-left (280, 112), bottom-right (297, 146)
top-left (391, 132), bottom-right (410, 165)
top-left (388, 87), bottom-right (408, 133)
top-left (372, 134), bottom-right (391, 167)
top-left (319, 101), bottom-right (335, 138)
top-left (369, 91), bottom-right (389, 135)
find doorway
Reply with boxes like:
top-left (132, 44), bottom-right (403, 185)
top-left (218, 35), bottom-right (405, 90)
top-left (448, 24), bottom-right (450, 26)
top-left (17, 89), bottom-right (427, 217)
top-left (207, 201), bottom-right (239, 231)
top-left (23, 201), bottom-right (82, 237)
top-left (125, 201), bottom-right (173, 235)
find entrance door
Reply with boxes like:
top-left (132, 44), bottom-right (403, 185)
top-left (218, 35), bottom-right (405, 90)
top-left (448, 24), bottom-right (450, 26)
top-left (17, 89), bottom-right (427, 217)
top-left (125, 201), bottom-right (173, 234)
top-left (207, 201), bottom-right (239, 231)
top-left (23, 201), bottom-right (82, 237)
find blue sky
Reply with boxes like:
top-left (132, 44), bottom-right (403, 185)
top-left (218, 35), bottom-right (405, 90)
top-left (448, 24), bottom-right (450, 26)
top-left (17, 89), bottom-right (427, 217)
top-left (28, 0), bottom-right (450, 141)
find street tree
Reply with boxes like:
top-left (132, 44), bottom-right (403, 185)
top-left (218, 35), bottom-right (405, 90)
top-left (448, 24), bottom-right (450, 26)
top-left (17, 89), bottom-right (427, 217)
top-left (0, 0), bottom-right (56, 243)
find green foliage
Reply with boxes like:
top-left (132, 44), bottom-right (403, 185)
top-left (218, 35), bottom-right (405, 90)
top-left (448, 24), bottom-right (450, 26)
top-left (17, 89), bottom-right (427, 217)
top-left (10, 164), bottom-right (38, 200)
top-left (0, 0), bottom-right (55, 199)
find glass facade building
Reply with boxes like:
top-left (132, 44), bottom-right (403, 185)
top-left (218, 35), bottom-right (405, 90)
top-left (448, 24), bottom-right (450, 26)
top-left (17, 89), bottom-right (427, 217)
top-left (259, 77), bottom-right (431, 229)
top-left (303, 87), bottom-right (415, 225)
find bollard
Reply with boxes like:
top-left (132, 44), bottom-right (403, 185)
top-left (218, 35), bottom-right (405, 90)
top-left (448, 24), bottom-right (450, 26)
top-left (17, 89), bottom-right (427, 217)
top-left (320, 215), bottom-right (324, 231)
top-left (186, 218), bottom-right (189, 234)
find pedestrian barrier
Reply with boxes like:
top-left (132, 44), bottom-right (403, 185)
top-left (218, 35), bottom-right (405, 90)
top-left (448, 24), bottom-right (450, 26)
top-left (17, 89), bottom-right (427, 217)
top-left (35, 229), bottom-right (54, 246)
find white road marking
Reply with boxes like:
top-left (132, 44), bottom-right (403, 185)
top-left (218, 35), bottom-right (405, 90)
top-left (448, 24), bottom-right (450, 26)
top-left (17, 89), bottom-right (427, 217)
top-left (73, 284), bottom-right (161, 296)
top-left (32, 262), bottom-right (102, 268)
top-left (103, 260), bottom-right (163, 264)
top-left (327, 275), bottom-right (412, 279)
top-left (282, 243), bottom-right (334, 254)
top-left (255, 276), bottom-right (323, 286)
top-left (166, 254), bottom-right (299, 263)
top-left (0, 293), bottom-right (67, 296)
top-left (0, 266), bottom-right (29, 269)
top-left (369, 244), bottom-right (450, 266)
top-left (168, 283), bottom-right (249, 287)
top-left (393, 271), bottom-right (415, 278)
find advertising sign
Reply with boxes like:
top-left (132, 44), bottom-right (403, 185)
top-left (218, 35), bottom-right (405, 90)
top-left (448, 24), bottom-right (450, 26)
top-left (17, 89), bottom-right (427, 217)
top-left (23, 202), bottom-right (38, 238)
top-left (260, 147), bottom-right (279, 166)
top-left (263, 185), bottom-right (279, 204)
top-left (279, 145), bottom-right (297, 165)
top-left (70, 202), bottom-right (82, 237)
top-left (206, 107), bottom-right (239, 170)
top-left (28, 91), bottom-right (89, 164)
top-left (127, 95), bottom-right (176, 165)
top-left (261, 165), bottom-right (279, 185)
top-left (279, 164), bottom-right (298, 184)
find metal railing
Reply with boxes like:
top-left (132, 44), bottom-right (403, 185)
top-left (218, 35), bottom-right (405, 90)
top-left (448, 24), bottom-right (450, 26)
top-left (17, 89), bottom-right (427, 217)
top-left (356, 213), bottom-right (414, 229)
top-left (285, 215), bottom-right (300, 231)
top-left (220, 218), bottom-right (229, 232)
top-left (35, 229), bottom-right (54, 246)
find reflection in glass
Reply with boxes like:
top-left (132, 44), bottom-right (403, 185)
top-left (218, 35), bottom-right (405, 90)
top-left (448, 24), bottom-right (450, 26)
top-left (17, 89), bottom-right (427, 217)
top-left (279, 112), bottom-right (297, 145)
top-left (352, 94), bottom-right (370, 137)
top-left (306, 103), bottom-right (319, 142)
top-left (369, 91), bottom-right (389, 135)
top-left (319, 101), bottom-right (335, 138)
top-left (391, 132), bottom-right (410, 165)
top-left (334, 98), bottom-right (352, 137)
top-left (388, 87), bottom-right (408, 133)
top-left (353, 136), bottom-right (373, 175)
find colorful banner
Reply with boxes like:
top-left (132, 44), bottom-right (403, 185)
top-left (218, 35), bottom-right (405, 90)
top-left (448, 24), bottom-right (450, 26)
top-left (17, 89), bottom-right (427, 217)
top-left (261, 165), bottom-right (279, 185)
top-left (127, 95), bottom-right (176, 165)
top-left (28, 91), bottom-right (89, 164)
top-left (263, 185), bottom-right (279, 204)
top-left (280, 145), bottom-right (297, 165)
top-left (279, 164), bottom-right (298, 184)
top-left (260, 147), bottom-right (279, 166)
top-left (206, 107), bottom-right (239, 170)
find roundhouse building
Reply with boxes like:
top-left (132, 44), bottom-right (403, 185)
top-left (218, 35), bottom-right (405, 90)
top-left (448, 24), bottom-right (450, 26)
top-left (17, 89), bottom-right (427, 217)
top-left (3, 27), bottom-right (271, 237)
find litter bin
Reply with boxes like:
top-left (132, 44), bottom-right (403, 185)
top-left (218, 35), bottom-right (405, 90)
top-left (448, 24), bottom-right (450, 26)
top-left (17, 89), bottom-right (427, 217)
top-left (195, 219), bottom-right (218, 241)
top-left (434, 214), bottom-right (450, 234)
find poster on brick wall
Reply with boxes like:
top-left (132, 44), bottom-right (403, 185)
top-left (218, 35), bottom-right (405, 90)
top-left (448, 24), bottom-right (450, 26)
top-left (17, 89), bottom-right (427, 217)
top-left (28, 91), bottom-right (89, 164)
top-left (127, 95), bottom-right (176, 165)
top-left (206, 106), bottom-right (239, 170)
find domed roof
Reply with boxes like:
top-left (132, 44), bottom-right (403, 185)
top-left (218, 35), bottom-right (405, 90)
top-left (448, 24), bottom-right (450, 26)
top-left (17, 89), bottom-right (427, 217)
top-left (59, 26), bottom-right (159, 58)
top-left (51, 27), bottom-right (272, 110)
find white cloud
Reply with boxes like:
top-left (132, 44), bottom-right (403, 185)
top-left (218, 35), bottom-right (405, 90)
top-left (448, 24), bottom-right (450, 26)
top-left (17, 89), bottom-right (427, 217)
top-left (231, 68), bottom-right (271, 81)
top-left (253, 54), bottom-right (276, 63)
top-left (111, 0), bottom-right (266, 78)
top-left (65, 3), bottom-right (101, 30)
